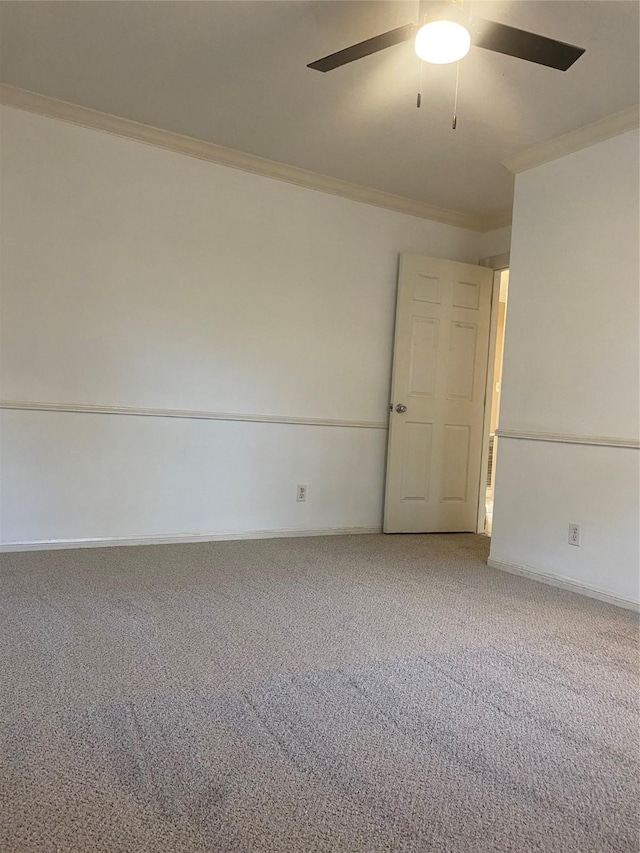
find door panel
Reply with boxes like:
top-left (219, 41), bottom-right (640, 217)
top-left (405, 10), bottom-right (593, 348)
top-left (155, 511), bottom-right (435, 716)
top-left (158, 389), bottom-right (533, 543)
top-left (446, 321), bottom-right (477, 400)
top-left (401, 422), bottom-right (433, 501)
top-left (441, 424), bottom-right (471, 501)
top-left (384, 254), bottom-right (493, 533)
top-left (408, 317), bottom-right (439, 396)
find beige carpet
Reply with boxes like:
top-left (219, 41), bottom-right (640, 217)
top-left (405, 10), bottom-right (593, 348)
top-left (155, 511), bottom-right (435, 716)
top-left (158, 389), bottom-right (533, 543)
top-left (1, 533), bottom-right (638, 852)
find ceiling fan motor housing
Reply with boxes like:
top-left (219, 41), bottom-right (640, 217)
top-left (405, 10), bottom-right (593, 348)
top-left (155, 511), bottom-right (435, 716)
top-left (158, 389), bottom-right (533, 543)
top-left (419, 0), bottom-right (472, 27)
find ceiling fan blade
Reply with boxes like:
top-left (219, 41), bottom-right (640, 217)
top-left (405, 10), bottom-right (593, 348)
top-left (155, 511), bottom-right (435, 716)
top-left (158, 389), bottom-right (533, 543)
top-left (471, 19), bottom-right (585, 70)
top-left (308, 23), bottom-right (416, 72)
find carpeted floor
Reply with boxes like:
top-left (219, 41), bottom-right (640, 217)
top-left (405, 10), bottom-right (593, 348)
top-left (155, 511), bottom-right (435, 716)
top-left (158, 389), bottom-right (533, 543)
top-left (1, 533), bottom-right (638, 852)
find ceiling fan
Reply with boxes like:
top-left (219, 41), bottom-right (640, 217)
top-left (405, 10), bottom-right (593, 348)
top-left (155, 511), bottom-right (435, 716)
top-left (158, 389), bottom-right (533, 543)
top-left (307, 0), bottom-right (585, 74)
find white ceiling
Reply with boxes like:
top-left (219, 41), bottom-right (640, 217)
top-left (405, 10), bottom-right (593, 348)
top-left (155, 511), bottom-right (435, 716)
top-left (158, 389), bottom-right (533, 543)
top-left (1, 1), bottom-right (638, 224)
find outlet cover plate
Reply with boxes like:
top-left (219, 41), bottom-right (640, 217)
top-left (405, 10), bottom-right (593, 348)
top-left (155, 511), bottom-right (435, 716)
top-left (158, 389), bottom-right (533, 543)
top-left (568, 523), bottom-right (581, 546)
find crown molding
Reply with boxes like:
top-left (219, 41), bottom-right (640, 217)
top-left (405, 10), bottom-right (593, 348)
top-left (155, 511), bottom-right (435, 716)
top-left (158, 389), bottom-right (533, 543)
top-left (0, 84), bottom-right (510, 232)
top-left (478, 211), bottom-right (513, 232)
top-left (502, 104), bottom-right (640, 174)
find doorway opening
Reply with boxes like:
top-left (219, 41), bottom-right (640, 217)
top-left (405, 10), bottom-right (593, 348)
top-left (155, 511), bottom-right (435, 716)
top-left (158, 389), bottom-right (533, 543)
top-left (484, 268), bottom-right (509, 535)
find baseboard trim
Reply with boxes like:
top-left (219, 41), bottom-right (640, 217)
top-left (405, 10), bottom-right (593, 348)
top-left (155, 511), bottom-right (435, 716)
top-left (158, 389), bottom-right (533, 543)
top-left (0, 526), bottom-right (382, 553)
top-left (487, 557), bottom-right (639, 612)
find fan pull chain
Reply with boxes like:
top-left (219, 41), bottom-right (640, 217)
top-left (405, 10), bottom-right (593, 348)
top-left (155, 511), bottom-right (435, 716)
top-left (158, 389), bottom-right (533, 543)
top-left (452, 61), bottom-right (461, 129)
top-left (416, 9), bottom-right (426, 109)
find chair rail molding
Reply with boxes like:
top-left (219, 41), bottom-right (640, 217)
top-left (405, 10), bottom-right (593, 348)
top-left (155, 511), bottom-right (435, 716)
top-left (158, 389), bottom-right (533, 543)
top-left (0, 399), bottom-right (389, 430)
top-left (495, 428), bottom-right (639, 450)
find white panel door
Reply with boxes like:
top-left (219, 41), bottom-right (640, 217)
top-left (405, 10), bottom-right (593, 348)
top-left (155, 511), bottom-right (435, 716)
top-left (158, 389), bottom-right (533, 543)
top-left (384, 254), bottom-right (493, 532)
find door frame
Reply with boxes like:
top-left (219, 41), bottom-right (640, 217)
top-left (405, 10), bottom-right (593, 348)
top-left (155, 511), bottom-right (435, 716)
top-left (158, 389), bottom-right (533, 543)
top-left (476, 252), bottom-right (510, 534)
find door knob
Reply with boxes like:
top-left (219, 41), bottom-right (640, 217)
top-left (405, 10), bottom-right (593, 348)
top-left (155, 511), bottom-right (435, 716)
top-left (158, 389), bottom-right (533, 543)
top-left (395, 403), bottom-right (407, 413)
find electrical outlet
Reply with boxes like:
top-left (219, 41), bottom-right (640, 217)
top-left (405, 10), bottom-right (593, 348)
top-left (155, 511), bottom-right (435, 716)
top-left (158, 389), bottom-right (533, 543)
top-left (296, 484), bottom-right (307, 502)
top-left (568, 523), bottom-right (581, 546)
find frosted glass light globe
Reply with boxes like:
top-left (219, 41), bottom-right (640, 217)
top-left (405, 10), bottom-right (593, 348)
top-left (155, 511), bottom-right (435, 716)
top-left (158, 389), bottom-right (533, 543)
top-left (415, 20), bottom-right (471, 64)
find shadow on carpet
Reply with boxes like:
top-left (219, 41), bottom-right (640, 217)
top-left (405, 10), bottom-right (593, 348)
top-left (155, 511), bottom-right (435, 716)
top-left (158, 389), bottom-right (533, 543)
top-left (3, 640), bottom-right (638, 853)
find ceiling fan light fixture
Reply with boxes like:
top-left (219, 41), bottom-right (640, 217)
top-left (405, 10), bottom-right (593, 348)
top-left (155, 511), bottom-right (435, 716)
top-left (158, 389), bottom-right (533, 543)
top-left (415, 20), bottom-right (471, 64)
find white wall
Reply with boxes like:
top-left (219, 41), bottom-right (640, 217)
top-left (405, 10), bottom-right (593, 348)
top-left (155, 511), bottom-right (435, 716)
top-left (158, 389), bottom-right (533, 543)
top-left (490, 129), bottom-right (640, 605)
top-left (0, 105), bottom-right (484, 546)
top-left (479, 225), bottom-right (511, 261)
